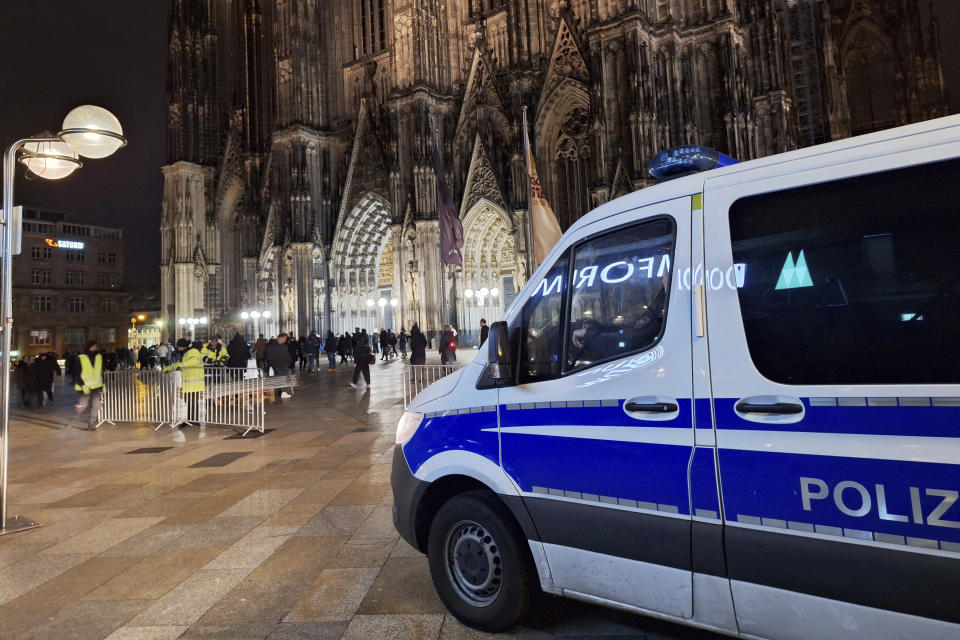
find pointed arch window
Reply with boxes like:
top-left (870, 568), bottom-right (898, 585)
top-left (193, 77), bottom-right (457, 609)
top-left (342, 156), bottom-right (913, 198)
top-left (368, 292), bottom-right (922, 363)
top-left (844, 30), bottom-right (896, 135)
top-left (552, 106), bottom-right (591, 231)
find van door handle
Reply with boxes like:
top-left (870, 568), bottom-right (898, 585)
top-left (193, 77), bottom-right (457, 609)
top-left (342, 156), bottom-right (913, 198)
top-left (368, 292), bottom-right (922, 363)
top-left (735, 401), bottom-right (803, 415)
top-left (625, 401), bottom-right (678, 413)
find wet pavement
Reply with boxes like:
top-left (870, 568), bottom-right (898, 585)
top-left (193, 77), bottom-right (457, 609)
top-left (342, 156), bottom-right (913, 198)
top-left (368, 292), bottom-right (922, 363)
top-left (0, 355), bottom-right (722, 639)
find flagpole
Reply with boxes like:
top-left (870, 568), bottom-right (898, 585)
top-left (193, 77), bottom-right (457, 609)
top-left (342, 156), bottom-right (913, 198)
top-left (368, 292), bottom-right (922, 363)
top-left (521, 106), bottom-right (535, 279)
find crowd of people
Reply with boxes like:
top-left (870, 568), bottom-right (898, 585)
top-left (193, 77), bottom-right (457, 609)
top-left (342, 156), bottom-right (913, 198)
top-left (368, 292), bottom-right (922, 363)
top-left (13, 318), bottom-right (480, 430)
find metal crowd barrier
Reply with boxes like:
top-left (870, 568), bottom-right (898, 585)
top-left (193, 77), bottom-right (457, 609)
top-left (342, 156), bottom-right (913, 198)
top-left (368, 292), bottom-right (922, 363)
top-left (98, 367), bottom-right (265, 436)
top-left (403, 364), bottom-right (463, 408)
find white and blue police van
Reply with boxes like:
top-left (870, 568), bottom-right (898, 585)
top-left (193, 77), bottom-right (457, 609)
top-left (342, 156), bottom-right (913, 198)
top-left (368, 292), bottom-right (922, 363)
top-left (391, 114), bottom-right (960, 639)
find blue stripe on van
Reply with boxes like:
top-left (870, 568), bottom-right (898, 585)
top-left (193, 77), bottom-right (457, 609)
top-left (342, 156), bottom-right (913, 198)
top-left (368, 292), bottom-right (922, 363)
top-left (714, 397), bottom-right (960, 438)
top-left (402, 410), bottom-right (499, 476)
top-left (501, 432), bottom-right (691, 514)
top-left (694, 397), bottom-right (713, 429)
top-left (691, 447), bottom-right (720, 517)
top-left (718, 448), bottom-right (960, 546)
top-left (499, 398), bottom-right (693, 429)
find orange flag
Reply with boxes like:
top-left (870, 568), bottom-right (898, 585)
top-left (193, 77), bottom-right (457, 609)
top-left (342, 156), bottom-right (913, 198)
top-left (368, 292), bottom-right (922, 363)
top-left (524, 116), bottom-right (563, 266)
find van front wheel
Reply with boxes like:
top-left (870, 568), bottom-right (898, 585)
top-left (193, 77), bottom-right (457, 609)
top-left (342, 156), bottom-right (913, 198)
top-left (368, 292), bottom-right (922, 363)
top-left (427, 491), bottom-right (537, 632)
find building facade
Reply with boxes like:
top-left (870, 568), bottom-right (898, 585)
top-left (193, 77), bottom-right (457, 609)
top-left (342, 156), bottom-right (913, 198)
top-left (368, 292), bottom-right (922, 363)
top-left (12, 208), bottom-right (129, 357)
top-left (161, 0), bottom-right (948, 342)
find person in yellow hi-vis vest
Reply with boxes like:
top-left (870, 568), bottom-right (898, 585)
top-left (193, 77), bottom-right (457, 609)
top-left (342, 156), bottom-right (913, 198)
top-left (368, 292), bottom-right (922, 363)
top-left (72, 340), bottom-right (104, 430)
top-left (164, 338), bottom-right (205, 428)
top-left (200, 335), bottom-right (228, 365)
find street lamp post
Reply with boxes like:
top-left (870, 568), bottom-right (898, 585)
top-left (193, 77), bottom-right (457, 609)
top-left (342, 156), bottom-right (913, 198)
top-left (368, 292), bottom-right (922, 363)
top-left (129, 313), bottom-right (146, 349)
top-left (1, 105), bottom-right (126, 536)
top-left (177, 317), bottom-right (208, 342)
top-left (240, 309), bottom-right (271, 341)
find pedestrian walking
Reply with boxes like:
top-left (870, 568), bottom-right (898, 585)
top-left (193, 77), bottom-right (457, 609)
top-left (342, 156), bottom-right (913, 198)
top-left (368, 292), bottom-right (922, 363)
top-left (27, 357), bottom-right (47, 408)
top-left (156, 342), bottom-right (169, 367)
top-left (254, 334), bottom-right (268, 375)
top-left (324, 330), bottom-right (338, 371)
top-left (71, 341), bottom-right (105, 430)
top-left (351, 328), bottom-right (372, 388)
top-left (266, 333), bottom-right (294, 401)
top-left (409, 324), bottom-right (427, 365)
top-left (440, 324), bottom-right (457, 364)
top-left (287, 333), bottom-right (299, 374)
top-left (305, 331), bottom-right (321, 374)
top-left (36, 352), bottom-right (60, 406)
top-left (479, 318), bottom-right (489, 347)
top-left (398, 328), bottom-right (408, 359)
top-left (13, 358), bottom-right (33, 408)
top-left (338, 332), bottom-right (349, 364)
top-left (371, 331), bottom-right (379, 358)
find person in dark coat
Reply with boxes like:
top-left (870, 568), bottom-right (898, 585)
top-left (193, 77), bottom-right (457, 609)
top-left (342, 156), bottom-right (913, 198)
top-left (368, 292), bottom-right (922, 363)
top-left (138, 345), bottom-right (150, 369)
top-left (305, 332), bottom-right (321, 374)
top-left (35, 352), bottom-right (60, 406)
top-left (226, 333), bottom-right (251, 368)
top-left (351, 328), bottom-right (372, 387)
top-left (265, 333), bottom-right (294, 402)
top-left (439, 325), bottom-right (457, 364)
top-left (287, 334), bottom-right (300, 374)
top-left (337, 333), bottom-right (349, 364)
top-left (28, 356), bottom-right (46, 408)
top-left (379, 329), bottom-right (389, 361)
top-left (398, 328), bottom-right (408, 359)
top-left (13, 358), bottom-right (33, 408)
top-left (409, 324), bottom-right (427, 365)
top-left (324, 330), bottom-right (338, 371)
top-left (479, 318), bottom-right (489, 347)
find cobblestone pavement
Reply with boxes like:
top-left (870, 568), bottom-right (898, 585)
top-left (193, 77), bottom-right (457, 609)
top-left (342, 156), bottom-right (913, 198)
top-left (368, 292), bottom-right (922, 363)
top-left (0, 355), bottom-right (723, 639)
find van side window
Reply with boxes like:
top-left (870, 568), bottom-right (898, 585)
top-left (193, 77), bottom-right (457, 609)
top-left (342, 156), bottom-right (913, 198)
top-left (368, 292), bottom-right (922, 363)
top-left (565, 218), bottom-right (675, 371)
top-left (517, 254), bottom-right (569, 384)
top-left (730, 157), bottom-right (960, 385)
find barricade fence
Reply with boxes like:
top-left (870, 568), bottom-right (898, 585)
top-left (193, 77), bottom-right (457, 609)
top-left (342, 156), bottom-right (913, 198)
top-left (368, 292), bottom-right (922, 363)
top-left (403, 364), bottom-right (463, 408)
top-left (99, 367), bottom-right (266, 436)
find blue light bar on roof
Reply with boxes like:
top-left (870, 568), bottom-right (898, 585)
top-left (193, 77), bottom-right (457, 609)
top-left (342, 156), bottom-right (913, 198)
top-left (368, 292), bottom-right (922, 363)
top-left (648, 145), bottom-right (738, 181)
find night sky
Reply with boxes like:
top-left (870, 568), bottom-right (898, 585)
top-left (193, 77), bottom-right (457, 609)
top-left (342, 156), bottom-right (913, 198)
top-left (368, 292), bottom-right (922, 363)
top-left (0, 1), bottom-right (957, 289)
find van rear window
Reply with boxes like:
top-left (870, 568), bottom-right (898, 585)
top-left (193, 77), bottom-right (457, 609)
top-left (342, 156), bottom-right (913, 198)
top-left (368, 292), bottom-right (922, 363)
top-left (729, 157), bottom-right (960, 385)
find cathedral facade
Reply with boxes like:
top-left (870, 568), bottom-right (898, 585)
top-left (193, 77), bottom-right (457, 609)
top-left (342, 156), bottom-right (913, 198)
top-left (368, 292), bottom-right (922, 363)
top-left (161, 0), bottom-right (948, 342)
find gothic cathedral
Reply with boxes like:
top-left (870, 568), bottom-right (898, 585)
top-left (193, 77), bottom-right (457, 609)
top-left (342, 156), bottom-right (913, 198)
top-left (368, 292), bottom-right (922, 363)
top-left (161, 0), bottom-right (948, 340)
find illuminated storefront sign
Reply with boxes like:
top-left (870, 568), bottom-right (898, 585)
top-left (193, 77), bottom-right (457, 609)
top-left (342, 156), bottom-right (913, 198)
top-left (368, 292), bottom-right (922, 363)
top-left (43, 238), bottom-right (85, 250)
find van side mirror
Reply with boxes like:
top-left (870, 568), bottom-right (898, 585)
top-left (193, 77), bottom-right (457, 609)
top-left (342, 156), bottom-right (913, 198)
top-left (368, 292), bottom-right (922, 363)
top-left (484, 321), bottom-right (511, 382)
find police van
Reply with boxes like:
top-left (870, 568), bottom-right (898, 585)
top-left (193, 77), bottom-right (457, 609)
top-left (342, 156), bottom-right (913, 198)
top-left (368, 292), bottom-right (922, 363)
top-left (391, 115), bottom-right (960, 639)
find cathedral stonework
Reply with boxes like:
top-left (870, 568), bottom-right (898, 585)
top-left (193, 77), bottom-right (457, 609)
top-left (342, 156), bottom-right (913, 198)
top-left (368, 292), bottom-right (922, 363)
top-left (161, 0), bottom-right (947, 340)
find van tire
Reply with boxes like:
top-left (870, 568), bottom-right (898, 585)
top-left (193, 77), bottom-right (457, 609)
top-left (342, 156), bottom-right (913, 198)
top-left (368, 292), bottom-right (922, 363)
top-left (427, 490), bottom-right (537, 632)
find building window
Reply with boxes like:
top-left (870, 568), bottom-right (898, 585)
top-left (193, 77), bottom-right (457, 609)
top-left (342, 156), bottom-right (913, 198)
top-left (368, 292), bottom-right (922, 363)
top-left (65, 249), bottom-right (85, 263)
top-left (31, 246), bottom-right (52, 260)
top-left (68, 297), bottom-right (87, 313)
top-left (95, 328), bottom-right (117, 343)
top-left (357, 0), bottom-right (387, 57)
top-left (64, 327), bottom-right (85, 345)
top-left (66, 271), bottom-right (85, 286)
top-left (98, 273), bottom-right (107, 287)
top-left (31, 269), bottom-right (51, 285)
top-left (101, 298), bottom-right (118, 313)
top-left (29, 329), bottom-right (50, 345)
top-left (32, 296), bottom-right (52, 312)
top-left (98, 252), bottom-right (117, 265)
top-left (61, 224), bottom-right (90, 237)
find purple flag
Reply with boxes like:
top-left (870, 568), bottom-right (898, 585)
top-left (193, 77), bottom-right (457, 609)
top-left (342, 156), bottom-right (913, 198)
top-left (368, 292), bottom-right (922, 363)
top-left (433, 136), bottom-right (463, 265)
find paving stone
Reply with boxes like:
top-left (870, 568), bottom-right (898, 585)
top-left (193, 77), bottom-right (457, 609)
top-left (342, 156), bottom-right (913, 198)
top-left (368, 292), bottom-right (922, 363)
top-left (85, 547), bottom-right (221, 600)
top-left (127, 568), bottom-right (255, 626)
top-left (103, 627), bottom-right (190, 640)
top-left (340, 613), bottom-right (444, 640)
top-left (296, 504), bottom-right (376, 537)
top-left (357, 556), bottom-right (444, 615)
top-left (284, 567), bottom-right (380, 622)
top-left (21, 599), bottom-right (149, 640)
top-left (41, 517), bottom-right (165, 555)
top-left (265, 621), bottom-right (347, 640)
